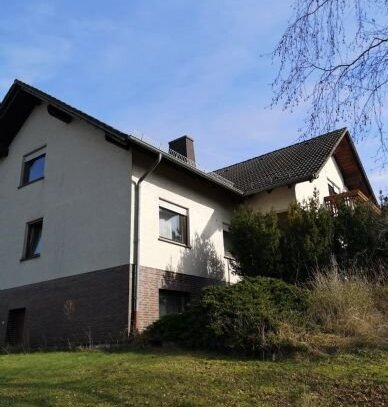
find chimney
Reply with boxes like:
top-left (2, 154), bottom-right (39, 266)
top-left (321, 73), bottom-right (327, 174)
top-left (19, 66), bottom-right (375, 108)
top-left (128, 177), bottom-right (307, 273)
top-left (168, 135), bottom-right (196, 165)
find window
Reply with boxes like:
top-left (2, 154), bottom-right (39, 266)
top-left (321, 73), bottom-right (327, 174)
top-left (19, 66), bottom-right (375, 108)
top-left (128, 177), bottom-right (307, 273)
top-left (327, 179), bottom-right (340, 196)
top-left (22, 219), bottom-right (43, 260)
top-left (6, 308), bottom-right (26, 346)
top-left (159, 200), bottom-right (188, 245)
top-left (159, 290), bottom-right (190, 317)
top-left (20, 147), bottom-right (46, 187)
top-left (223, 224), bottom-right (233, 258)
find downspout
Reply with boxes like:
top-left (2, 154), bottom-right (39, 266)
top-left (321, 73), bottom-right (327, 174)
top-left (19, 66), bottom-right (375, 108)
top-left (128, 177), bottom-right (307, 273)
top-left (130, 152), bottom-right (162, 333)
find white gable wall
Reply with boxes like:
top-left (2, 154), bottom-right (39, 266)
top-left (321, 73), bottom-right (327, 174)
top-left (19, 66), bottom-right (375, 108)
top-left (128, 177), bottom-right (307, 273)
top-left (242, 156), bottom-right (347, 214)
top-left (0, 103), bottom-right (131, 290)
top-left (245, 185), bottom-right (296, 213)
top-left (295, 156), bottom-right (347, 204)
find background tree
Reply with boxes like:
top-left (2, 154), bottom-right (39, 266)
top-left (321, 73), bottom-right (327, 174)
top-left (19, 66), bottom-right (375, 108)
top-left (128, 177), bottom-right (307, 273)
top-left (272, 0), bottom-right (388, 161)
top-left (334, 198), bottom-right (388, 267)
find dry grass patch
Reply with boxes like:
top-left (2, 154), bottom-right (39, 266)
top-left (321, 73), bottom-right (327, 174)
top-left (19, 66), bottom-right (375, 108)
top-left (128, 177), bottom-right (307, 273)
top-left (308, 269), bottom-right (387, 347)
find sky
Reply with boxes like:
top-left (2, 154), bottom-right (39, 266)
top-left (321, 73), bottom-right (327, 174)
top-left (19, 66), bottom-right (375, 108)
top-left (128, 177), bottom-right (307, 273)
top-left (0, 0), bottom-right (387, 195)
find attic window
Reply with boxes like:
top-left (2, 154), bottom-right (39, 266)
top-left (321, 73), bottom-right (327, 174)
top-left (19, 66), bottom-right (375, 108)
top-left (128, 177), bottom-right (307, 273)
top-left (20, 147), bottom-right (46, 187)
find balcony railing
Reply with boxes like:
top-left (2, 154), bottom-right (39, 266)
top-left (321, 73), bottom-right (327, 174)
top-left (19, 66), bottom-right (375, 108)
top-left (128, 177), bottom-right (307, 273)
top-left (324, 189), bottom-right (381, 215)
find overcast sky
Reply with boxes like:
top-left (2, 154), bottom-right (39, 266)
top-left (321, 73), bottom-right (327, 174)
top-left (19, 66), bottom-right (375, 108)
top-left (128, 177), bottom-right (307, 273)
top-left (1, 0), bottom-right (386, 195)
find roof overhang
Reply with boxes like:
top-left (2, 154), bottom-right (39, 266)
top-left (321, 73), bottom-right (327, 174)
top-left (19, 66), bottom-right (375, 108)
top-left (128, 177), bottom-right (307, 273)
top-left (0, 80), bottom-right (243, 196)
top-left (0, 83), bottom-right (41, 157)
top-left (332, 130), bottom-right (378, 205)
top-left (243, 128), bottom-right (377, 204)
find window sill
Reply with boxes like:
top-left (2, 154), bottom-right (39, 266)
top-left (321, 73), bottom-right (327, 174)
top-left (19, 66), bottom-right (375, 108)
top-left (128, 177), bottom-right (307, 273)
top-left (20, 254), bottom-right (41, 262)
top-left (158, 237), bottom-right (191, 249)
top-left (18, 177), bottom-right (44, 189)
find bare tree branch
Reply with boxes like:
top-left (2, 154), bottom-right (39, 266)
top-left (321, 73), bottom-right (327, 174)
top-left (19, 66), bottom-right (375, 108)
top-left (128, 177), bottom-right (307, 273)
top-left (271, 0), bottom-right (388, 164)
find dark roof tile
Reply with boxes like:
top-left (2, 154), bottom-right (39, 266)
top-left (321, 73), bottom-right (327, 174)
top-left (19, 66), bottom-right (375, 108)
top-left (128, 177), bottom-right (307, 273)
top-left (215, 128), bottom-right (347, 194)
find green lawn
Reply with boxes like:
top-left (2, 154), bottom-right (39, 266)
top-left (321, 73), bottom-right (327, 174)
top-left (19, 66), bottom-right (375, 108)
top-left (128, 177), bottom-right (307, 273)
top-left (0, 349), bottom-right (387, 406)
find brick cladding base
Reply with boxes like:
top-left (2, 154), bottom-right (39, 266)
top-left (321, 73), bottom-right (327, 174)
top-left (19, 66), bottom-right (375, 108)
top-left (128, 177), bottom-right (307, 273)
top-left (137, 266), bottom-right (221, 331)
top-left (0, 265), bottom-right (130, 348)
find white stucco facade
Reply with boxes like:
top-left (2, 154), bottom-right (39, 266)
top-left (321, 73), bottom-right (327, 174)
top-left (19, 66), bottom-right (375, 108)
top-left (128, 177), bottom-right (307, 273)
top-left (0, 104), bottom-right (239, 290)
top-left (0, 103), bottom-right (132, 290)
top-left (0, 100), bottom-right (350, 292)
top-left (245, 185), bottom-right (296, 213)
top-left (295, 156), bottom-right (347, 204)
top-left (131, 154), bottom-right (238, 283)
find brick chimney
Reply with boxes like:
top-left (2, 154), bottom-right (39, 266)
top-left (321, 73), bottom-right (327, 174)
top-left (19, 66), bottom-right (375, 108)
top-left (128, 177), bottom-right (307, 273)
top-left (168, 135), bottom-right (196, 165)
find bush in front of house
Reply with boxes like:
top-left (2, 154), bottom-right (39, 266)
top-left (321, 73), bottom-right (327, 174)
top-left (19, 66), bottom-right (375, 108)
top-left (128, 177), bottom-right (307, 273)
top-left (144, 276), bottom-right (309, 355)
top-left (228, 207), bottom-right (282, 279)
top-left (281, 194), bottom-right (335, 282)
top-left (229, 193), bottom-right (388, 283)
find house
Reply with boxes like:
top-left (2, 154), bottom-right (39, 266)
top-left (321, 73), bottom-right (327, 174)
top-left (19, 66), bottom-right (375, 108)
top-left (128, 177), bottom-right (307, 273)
top-left (0, 80), bottom-right (378, 347)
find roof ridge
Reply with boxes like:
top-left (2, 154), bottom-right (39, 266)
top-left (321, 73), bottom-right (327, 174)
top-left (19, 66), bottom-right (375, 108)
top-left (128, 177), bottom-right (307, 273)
top-left (215, 127), bottom-right (347, 173)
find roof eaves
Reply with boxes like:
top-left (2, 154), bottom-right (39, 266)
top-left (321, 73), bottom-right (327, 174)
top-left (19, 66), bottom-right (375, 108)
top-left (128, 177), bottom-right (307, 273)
top-left (128, 136), bottom-right (244, 195)
top-left (342, 130), bottom-right (378, 204)
top-left (243, 174), bottom-right (316, 196)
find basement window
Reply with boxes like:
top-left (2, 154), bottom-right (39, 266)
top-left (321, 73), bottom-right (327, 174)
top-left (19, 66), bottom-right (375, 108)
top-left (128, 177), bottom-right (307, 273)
top-left (20, 147), bottom-right (46, 187)
top-left (5, 308), bottom-right (26, 346)
top-left (22, 218), bottom-right (43, 260)
top-left (159, 200), bottom-right (188, 245)
top-left (159, 290), bottom-right (190, 317)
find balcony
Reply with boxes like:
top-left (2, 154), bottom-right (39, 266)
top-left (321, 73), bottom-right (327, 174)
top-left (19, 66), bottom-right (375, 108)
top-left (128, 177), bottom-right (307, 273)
top-left (324, 189), bottom-right (381, 215)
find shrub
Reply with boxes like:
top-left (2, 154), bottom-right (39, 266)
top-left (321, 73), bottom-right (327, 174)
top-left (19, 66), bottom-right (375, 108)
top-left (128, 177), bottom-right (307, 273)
top-left (228, 192), bottom-right (388, 283)
top-left (229, 194), bottom-right (335, 283)
top-left (334, 199), bottom-right (388, 267)
top-left (144, 277), bottom-right (309, 355)
top-left (281, 194), bottom-right (334, 282)
top-left (229, 206), bottom-right (282, 278)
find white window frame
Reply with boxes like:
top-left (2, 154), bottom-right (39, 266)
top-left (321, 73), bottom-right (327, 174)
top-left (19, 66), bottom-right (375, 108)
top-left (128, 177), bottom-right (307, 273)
top-left (19, 146), bottom-right (46, 188)
top-left (158, 199), bottom-right (189, 246)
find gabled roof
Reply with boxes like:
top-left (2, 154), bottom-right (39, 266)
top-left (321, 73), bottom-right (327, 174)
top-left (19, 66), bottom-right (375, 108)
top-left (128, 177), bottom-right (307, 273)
top-left (215, 128), bottom-right (377, 204)
top-left (0, 80), bottom-right (376, 202)
top-left (0, 80), bottom-right (242, 195)
top-left (215, 128), bottom-right (347, 195)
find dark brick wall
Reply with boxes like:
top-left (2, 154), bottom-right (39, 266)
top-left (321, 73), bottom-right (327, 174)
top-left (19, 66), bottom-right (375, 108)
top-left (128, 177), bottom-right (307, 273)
top-left (137, 266), bottom-right (221, 331)
top-left (0, 265), bottom-right (130, 348)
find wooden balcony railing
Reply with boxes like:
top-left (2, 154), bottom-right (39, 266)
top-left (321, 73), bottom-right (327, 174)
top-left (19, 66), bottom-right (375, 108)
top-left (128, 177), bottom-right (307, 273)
top-left (324, 189), bottom-right (381, 215)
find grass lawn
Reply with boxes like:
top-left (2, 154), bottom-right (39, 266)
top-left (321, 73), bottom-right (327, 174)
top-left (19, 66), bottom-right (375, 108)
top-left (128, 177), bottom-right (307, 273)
top-left (0, 349), bottom-right (387, 406)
